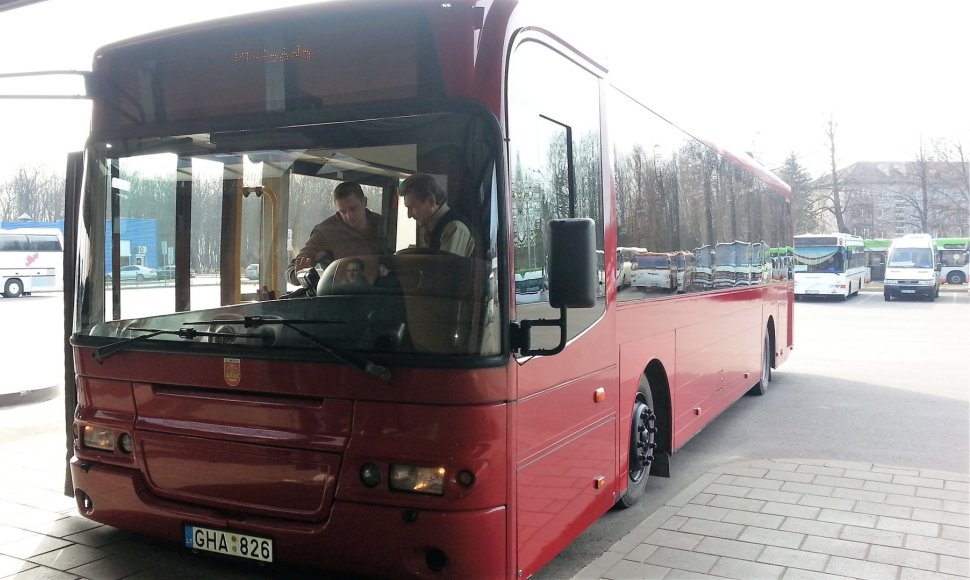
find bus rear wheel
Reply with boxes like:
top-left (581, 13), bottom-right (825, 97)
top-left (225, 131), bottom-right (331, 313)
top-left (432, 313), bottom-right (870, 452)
top-left (618, 377), bottom-right (656, 509)
top-left (747, 334), bottom-right (771, 396)
top-left (3, 278), bottom-right (23, 298)
top-left (947, 271), bottom-right (966, 285)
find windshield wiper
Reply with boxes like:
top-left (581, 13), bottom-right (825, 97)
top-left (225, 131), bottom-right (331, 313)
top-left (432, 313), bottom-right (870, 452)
top-left (184, 315), bottom-right (391, 382)
top-left (92, 326), bottom-right (265, 363)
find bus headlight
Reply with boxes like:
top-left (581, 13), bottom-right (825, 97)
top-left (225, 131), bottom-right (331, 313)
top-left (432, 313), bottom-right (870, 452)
top-left (82, 425), bottom-right (115, 451)
top-left (389, 464), bottom-right (446, 495)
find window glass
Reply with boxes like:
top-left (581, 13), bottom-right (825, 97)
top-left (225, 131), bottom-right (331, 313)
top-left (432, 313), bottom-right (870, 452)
top-left (508, 40), bottom-right (604, 347)
top-left (79, 112), bottom-right (502, 362)
top-left (609, 88), bottom-right (790, 301)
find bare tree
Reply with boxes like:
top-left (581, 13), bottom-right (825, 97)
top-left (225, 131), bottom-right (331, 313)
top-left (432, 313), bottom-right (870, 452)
top-left (1, 163), bottom-right (64, 222)
top-left (824, 115), bottom-right (849, 232)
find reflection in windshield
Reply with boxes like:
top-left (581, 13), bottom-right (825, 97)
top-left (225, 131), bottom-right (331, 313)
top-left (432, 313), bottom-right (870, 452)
top-left (77, 112), bottom-right (502, 358)
top-left (794, 246), bottom-right (845, 273)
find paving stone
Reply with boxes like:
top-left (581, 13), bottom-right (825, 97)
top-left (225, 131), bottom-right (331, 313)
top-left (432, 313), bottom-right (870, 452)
top-left (737, 526), bottom-right (804, 549)
top-left (643, 529), bottom-right (704, 551)
top-left (765, 470), bottom-right (815, 484)
top-left (4, 566), bottom-right (78, 580)
top-left (643, 546), bottom-right (718, 574)
top-left (893, 475), bottom-right (945, 489)
top-left (709, 555), bottom-right (785, 580)
top-left (801, 535), bottom-right (869, 559)
top-left (886, 494), bottom-right (945, 511)
top-left (796, 465), bottom-right (846, 478)
top-left (675, 504), bottom-right (729, 522)
top-left (781, 482), bottom-right (836, 497)
top-left (707, 495), bottom-right (766, 513)
top-left (678, 518), bottom-right (745, 540)
top-left (818, 508), bottom-right (878, 528)
top-left (624, 542), bottom-right (659, 562)
top-left (68, 552), bottom-right (154, 580)
top-left (659, 515), bottom-right (688, 531)
top-left (917, 488), bottom-right (970, 502)
top-left (730, 475), bottom-right (784, 491)
top-left (781, 568), bottom-right (856, 580)
top-left (714, 465), bottom-right (769, 478)
top-left (864, 481), bottom-right (918, 496)
top-left (904, 534), bottom-right (970, 558)
top-left (758, 545), bottom-right (829, 572)
top-left (603, 558), bottom-right (670, 579)
top-left (832, 488), bottom-right (888, 503)
top-left (855, 500), bottom-right (914, 519)
top-left (780, 517), bottom-right (843, 538)
top-left (842, 469), bottom-right (894, 484)
top-left (27, 543), bottom-right (107, 571)
top-left (912, 507), bottom-right (970, 526)
top-left (876, 516), bottom-right (941, 537)
top-left (940, 524), bottom-right (969, 543)
top-left (0, 535), bottom-right (72, 560)
top-left (693, 536), bottom-right (764, 561)
top-left (813, 475), bottom-right (866, 490)
top-left (762, 502), bottom-right (821, 520)
top-left (942, 480), bottom-right (969, 493)
top-left (825, 556), bottom-right (899, 580)
top-left (937, 554), bottom-right (970, 577)
top-left (748, 488), bottom-right (802, 503)
top-left (703, 483), bottom-right (752, 498)
top-left (691, 492), bottom-right (715, 505)
top-left (940, 500), bottom-right (968, 514)
top-left (867, 544), bottom-right (938, 569)
top-left (840, 525), bottom-right (905, 548)
top-left (722, 509), bottom-right (784, 529)
top-left (897, 568), bottom-right (967, 580)
top-left (798, 494), bottom-right (856, 511)
top-left (872, 466), bottom-right (921, 477)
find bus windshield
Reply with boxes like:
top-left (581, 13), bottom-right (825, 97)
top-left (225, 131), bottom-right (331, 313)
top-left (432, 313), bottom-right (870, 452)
top-left (77, 111), bottom-right (502, 360)
top-left (794, 246), bottom-right (846, 273)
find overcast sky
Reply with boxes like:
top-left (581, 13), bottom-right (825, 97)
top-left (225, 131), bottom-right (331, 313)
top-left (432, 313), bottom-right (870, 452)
top-left (0, 0), bottom-right (966, 178)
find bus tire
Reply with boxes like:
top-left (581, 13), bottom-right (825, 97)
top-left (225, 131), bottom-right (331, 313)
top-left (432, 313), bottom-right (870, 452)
top-left (947, 271), bottom-right (966, 285)
top-left (618, 376), bottom-right (656, 509)
top-left (747, 334), bottom-right (771, 396)
top-left (3, 278), bottom-right (23, 298)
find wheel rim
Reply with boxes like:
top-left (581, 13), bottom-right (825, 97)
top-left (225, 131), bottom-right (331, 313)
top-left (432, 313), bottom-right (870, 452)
top-left (7, 281), bottom-right (21, 296)
top-left (629, 396), bottom-right (656, 482)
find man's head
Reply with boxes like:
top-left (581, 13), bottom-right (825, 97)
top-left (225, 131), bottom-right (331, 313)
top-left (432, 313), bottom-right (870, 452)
top-left (333, 181), bottom-right (368, 231)
top-left (399, 173), bottom-right (446, 226)
top-left (345, 257), bottom-right (366, 284)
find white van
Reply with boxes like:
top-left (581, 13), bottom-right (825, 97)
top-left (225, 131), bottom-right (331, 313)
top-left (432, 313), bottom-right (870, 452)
top-left (883, 234), bottom-right (940, 301)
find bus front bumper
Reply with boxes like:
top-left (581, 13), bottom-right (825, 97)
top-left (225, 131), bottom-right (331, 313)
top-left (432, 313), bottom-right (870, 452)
top-left (70, 458), bottom-right (508, 579)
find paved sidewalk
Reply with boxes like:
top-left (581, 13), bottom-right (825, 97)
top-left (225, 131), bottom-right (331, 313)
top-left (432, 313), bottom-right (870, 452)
top-left (574, 459), bottom-right (969, 580)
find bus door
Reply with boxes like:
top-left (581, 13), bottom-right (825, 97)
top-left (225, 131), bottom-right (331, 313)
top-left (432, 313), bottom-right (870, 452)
top-left (506, 37), bottom-right (617, 576)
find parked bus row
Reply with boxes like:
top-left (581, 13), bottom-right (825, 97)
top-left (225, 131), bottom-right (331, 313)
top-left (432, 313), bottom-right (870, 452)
top-left (622, 241), bottom-right (782, 297)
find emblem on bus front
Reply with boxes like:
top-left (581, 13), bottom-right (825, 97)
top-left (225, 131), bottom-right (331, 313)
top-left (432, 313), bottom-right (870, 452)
top-left (224, 358), bottom-right (241, 386)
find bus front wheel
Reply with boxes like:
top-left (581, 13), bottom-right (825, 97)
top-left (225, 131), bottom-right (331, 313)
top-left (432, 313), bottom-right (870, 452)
top-left (3, 278), bottom-right (24, 298)
top-left (618, 377), bottom-right (656, 509)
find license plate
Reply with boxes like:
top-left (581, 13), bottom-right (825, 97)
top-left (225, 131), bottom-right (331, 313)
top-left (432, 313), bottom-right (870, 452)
top-left (806, 290), bottom-right (819, 294)
top-left (901, 289), bottom-right (916, 294)
top-left (185, 525), bottom-right (273, 562)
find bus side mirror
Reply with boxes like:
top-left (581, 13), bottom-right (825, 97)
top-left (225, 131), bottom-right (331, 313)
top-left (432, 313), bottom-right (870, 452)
top-left (511, 218), bottom-right (596, 358)
top-left (548, 218), bottom-right (596, 308)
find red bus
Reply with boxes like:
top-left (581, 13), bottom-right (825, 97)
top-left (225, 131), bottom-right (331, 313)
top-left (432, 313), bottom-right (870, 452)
top-left (66, 2), bottom-right (793, 578)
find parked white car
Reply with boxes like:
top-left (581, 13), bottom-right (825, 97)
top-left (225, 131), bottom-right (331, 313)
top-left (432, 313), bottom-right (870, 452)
top-left (106, 265), bottom-right (158, 282)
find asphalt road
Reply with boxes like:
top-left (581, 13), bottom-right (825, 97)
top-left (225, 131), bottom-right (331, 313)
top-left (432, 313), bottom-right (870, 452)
top-left (536, 286), bottom-right (969, 579)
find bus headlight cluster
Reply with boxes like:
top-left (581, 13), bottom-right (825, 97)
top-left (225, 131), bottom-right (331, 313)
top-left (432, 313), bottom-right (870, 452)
top-left (389, 465), bottom-right (446, 495)
top-left (81, 425), bottom-right (134, 454)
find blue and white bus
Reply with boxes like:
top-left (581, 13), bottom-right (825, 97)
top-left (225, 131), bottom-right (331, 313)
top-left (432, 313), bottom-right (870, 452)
top-left (793, 233), bottom-right (868, 300)
top-left (0, 228), bottom-right (64, 298)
